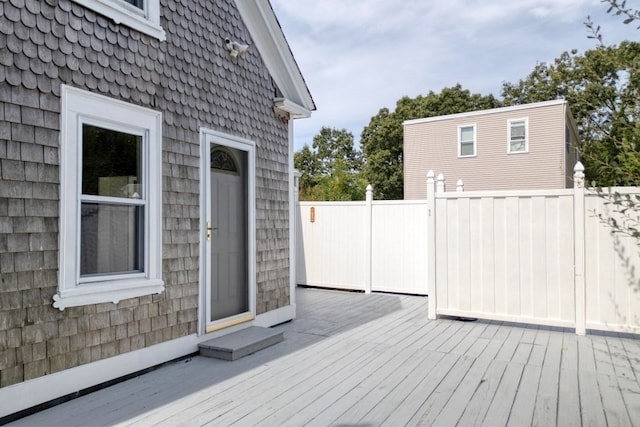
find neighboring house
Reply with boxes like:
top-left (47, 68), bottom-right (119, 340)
top-left (0, 0), bottom-right (314, 417)
top-left (403, 100), bottom-right (579, 197)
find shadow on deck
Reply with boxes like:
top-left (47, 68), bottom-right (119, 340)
top-left (9, 287), bottom-right (415, 426)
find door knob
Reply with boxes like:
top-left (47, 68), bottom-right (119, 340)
top-left (207, 222), bottom-right (217, 240)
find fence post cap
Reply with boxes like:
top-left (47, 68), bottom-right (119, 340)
top-left (574, 161), bottom-right (585, 173)
top-left (427, 170), bottom-right (435, 179)
top-left (366, 184), bottom-right (373, 192)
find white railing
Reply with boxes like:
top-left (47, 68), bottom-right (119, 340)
top-left (295, 163), bottom-right (640, 335)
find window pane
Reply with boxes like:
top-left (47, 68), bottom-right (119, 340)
top-left (461, 142), bottom-right (474, 156)
top-left (511, 121), bottom-right (525, 139)
top-left (82, 124), bottom-right (143, 199)
top-left (460, 126), bottom-right (474, 143)
top-left (124, 0), bottom-right (144, 9)
top-left (510, 141), bottom-right (525, 152)
top-left (81, 203), bottom-right (144, 276)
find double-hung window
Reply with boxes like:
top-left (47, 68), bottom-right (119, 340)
top-left (55, 85), bottom-right (163, 310)
top-left (508, 119), bottom-right (528, 153)
top-left (458, 124), bottom-right (476, 157)
top-left (70, 0), bottom-right (165, 41)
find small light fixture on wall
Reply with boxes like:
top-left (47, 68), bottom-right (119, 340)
top-left (225, 38), bottom-right (249, 58)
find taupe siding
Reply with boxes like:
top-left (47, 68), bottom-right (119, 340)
top-left (404, 102), bottom-right (570, 197)
top-left (0, 0), bottom-right (290, 387)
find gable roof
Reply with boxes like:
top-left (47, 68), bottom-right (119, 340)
top-left (234, 0), bottom-right (316, 118)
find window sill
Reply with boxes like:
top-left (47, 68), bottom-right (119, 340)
top-left (53, 278), bottom-right (164, 310)
top-left (72, 0), bottom-right (166, 41)
top-left (508, 150), bottom-right (529, 155)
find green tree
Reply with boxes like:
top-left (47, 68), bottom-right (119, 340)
top-left (584, 0), bottom-right (640, 249)
top-left (294, 144), bottom-right (319, 197)
top-left (360, 85), bottom-right (501, 199)
top-left (502, 41), bottom-right (640, 185)
top-left (294, 127), bottom-right (364, 201)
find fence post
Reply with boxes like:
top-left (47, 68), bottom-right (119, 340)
top-left (364, 184), bottom-right (373, 294)
top-left (456, 179), bottom-right (464, 192)
top-left (436, 173), bottom-right (445, 193)
top-left (427, 171), bottom-right (437, 319)
top-left (573, 162), bottom-right (586, 335)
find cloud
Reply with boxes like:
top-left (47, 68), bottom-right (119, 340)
top-left (271, 0), bottom-right (638, 149)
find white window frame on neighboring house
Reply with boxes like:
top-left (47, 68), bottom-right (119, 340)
top-left (54, 85), bottom-right (163, 310)
top-left (508, 118), bottom-right (528, 154)
top-left (458, 124), bottom-right (476, 157)
top-left (71, 0), bottom-right (166, 41)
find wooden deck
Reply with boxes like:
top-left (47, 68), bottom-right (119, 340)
top-left (11, 287), bottom-right (640, 426)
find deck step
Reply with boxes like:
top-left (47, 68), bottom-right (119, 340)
top-left (198, 326), bottom-right (284, 361)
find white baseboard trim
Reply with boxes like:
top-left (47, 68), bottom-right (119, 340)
top-left (0, 334), bottom-right (201, 418)
top-left (253, 304), bottom-right (296, 327)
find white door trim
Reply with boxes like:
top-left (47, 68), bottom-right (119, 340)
top-left (199, 128), bottom-right (256, 335)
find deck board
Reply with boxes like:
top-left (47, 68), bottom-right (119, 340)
top-left (456, 358), bottom-right (508, 427)
top-left (481, 362), bottom-right (525, 426)
top-left (379, 353), bottom-right (460, 427)
top-left (507, 364), bottom-right (542, 425)
top-left (9, 287), bottom-right (640, 427)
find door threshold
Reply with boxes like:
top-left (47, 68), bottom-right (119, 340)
top-left (206, 313), bottom-right (254, 333)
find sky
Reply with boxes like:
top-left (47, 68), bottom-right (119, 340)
top-left (270, 0), bottom-right (639, 151)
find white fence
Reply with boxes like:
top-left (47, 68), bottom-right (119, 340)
top-left (431, 189), bottom-right (576, 328)
top-left (584, 190), bottom-right (640, 332)
top-left (295, 187), bottom-right (428, 295)
top-left (295, 164), bottom-right (640, 335)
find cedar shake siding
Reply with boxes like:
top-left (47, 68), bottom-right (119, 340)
top-left (0, 0), bottom-right (305, 389)
top-left (403, 100), bottom-right (579, 197)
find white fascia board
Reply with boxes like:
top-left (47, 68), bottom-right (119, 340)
top-left (403, 99), bottom-right (568, 126)
top-left (275, 97), bottom-right (311, 119)
top-left (234, 0), bottom-right (316, 113)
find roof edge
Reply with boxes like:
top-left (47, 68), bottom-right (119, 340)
top-left (275, 98), bottom-right (311, 119)
top-left (403, 99), bottom-right (567, 126)
top-left (234, 0), bottom-right (316, 113)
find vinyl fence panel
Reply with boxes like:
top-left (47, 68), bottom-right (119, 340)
top-left (296, 198), bottom-right (428, 295)
top-left (371, 201), bottom-right (428, 294)
top-left (585, 190), bottom-right (640, 333)
top-left (434, 190), bottom-right (576, 328)
top-left (296, 201), bottom-right (369, 291)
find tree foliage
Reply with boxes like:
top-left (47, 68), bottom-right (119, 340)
top-left (294, 127), bottom-right (365, 201)
top-left (502, 39), bottom-right (640, 185)
top-left (359, 85), bottom-right (501, 199)
top-left (587, 0), bottom-right (640, 250)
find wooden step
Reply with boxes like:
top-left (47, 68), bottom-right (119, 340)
top-left (198, 326), bottom-right (284, 361)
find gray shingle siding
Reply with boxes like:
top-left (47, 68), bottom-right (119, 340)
top-left (0, 0), bottom-right (291, 387)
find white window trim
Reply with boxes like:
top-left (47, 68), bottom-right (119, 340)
top-left (457, 123), bottom-right (476, 158)
top-left (508, 118), bottom-right (529, 154)
top-left (55, 85), bottom-right (164, 310)
top-left (71, 0), bottom-right (166, 41)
